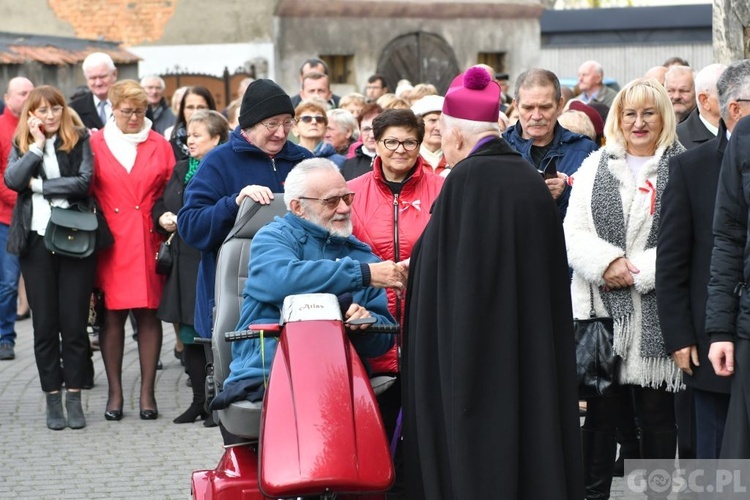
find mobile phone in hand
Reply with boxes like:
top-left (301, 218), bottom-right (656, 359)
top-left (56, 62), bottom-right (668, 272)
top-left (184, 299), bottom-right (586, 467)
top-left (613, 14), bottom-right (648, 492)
top-left (541, 157), bottom-right (557, 180)
top-left (38, 123), bottom-right (45, 133)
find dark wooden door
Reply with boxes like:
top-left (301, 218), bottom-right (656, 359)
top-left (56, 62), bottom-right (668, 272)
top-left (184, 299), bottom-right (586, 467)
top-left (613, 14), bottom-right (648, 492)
top-left (377, 32), bottom-right (460, 95)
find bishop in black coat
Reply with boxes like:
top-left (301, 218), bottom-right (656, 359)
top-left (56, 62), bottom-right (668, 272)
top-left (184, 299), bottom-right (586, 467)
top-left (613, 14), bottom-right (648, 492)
top-left (403, 137), bottom-right (583, 499)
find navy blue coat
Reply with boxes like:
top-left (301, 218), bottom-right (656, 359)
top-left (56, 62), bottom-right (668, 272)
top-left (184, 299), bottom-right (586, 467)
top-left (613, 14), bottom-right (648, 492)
top-left (503, 122), bottom-right (596, 219)
top-left (177, 128), bottom-right (313, 338)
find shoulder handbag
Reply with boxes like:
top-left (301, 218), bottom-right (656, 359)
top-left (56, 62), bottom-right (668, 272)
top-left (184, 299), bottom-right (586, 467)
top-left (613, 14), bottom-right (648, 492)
top-left (155, 232), bottom-right (176, 275)
top-left (44, 204), bottom-right (98, 258)
top-left (574, 284), bottom-right (619, 399)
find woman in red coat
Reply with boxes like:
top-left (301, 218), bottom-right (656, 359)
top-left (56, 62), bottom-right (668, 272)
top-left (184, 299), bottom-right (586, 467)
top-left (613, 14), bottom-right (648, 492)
top-left (347, 109), bottom-right (444, 478)
top-left (90, 80), bottom-right (175, 421)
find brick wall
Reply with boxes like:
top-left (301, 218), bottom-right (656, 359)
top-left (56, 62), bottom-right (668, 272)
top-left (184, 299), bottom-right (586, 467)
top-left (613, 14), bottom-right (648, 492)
top-left (48, 0), bottom-right (178, 45)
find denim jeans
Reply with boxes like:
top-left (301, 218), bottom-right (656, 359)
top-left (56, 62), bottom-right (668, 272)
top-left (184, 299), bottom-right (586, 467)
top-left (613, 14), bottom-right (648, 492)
top-left (0, 223), bottom-right (20, 346)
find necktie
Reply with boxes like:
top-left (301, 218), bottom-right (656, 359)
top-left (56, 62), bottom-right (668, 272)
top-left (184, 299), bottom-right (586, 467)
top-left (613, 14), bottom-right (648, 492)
top-left (98, 100), bottom-right (108, 126)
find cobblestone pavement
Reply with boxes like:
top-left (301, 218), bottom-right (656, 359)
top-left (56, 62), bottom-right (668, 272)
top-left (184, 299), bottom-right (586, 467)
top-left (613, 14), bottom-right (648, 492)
top-left (0, 317), bottom-right (223, 499)
top-left (0, 315), bottom-right (641, 499)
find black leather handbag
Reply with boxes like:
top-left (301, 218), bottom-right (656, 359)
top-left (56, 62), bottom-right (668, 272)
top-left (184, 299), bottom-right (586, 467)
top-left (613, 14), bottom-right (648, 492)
top-left (155, 232), bottom-right (175, 275)
top-left (574, 284), bottom-right (619, 399)
top-left (44, 205), bottom-right (98, 258)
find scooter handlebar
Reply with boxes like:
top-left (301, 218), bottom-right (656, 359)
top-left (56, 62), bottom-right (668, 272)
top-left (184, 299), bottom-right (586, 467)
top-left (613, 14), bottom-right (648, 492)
top-left (224, 329), bottom-right (280, 342)
top-left (359, 323), bottom-right (400, 334)
top-left (224, 322), bottom-right (400, 342)
top-left (345, 317), bottom-right (400, 334)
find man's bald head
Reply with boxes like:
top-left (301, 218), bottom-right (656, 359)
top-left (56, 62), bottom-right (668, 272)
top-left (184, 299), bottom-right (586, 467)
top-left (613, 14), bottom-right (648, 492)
top-left (578, 60), bottom-right (604, 94)
top-left (4, 77), bottom-right (34, 116)
top-left (644, 66), bottom-right (668, 86)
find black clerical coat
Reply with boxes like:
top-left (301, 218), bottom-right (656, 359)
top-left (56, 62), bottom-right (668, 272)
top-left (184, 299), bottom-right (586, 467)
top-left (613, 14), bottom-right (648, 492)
top-left (403, 137), bottom-right (583, 499)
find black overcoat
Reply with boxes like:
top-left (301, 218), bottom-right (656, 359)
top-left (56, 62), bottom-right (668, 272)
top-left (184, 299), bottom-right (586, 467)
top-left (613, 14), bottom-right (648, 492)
top-left (656, 122), bottom-right (731, 394)
top-left (153, 159), bottom-right (201, 325)
top-left (69, 92), bottom-right (104, 130)
top-left (676, 107), bottom-right (715, 151)
top-left (403, 137), bottom-right (583, 499)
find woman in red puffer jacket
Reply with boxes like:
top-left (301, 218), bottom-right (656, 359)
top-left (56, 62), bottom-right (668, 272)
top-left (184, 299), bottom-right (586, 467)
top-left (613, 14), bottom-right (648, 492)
top-left (347, 108), bottom-right (444, 447)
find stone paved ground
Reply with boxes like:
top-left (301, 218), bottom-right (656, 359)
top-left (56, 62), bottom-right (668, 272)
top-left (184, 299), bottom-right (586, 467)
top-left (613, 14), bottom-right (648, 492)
top-left (0, 316), bottom-right (642, 499)
top-left (0, 318), bottom-right (223, 499)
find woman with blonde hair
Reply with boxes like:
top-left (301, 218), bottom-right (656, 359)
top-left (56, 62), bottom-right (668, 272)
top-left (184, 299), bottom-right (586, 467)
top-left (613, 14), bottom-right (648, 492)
top-left (339, 92), bottom-right (366, 119)
top-left (90, 80), bottom-right (175, 421)
top-left (5, 86), bottom-right (98, 430)
top-left (564, 78), bottom-right (684, 498)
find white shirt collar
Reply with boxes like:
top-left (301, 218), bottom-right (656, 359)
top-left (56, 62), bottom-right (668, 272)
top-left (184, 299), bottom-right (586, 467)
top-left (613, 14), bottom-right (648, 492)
top-left (698, 112), bottom-right (719, 136)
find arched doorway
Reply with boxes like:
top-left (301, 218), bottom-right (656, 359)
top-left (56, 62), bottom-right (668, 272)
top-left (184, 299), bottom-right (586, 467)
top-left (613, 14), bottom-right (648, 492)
top-left (376, 32), bottom-right (460, 95)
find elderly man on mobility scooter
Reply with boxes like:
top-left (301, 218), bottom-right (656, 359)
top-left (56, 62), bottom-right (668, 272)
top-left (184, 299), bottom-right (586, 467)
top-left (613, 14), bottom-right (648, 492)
top-left (194, 157), bottom-right (406, 499)
top-left (221, 157), bottom-right (403, 397)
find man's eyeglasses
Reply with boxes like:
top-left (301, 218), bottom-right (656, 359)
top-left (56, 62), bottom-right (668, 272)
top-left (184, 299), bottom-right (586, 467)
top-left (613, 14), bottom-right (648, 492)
top-left (299, 115), bottom-right (326, 124)
top-left (35, 106), bottom-right (64, 116)
top-left (380, 139), bottom-right (420, 151)
top-left (299, 192), bottom-right (355, 209)
top-left (361, 126), bottom-right (373, 135)
top-left (621, 110), bottom-right (659, 125)
top-left (116, 108), bottom-right (147, 118)
top-left (261, 119), bottom-right (296, 132)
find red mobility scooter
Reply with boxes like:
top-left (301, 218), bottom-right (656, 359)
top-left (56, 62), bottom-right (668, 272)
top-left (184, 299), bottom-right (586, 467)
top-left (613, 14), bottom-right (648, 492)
top-left (191, 199), bottom-right (397, 499)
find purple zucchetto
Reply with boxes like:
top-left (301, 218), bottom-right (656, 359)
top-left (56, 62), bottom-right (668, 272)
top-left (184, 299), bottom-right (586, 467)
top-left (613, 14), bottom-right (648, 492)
top-left (442, 66), bottom-right (501, 122)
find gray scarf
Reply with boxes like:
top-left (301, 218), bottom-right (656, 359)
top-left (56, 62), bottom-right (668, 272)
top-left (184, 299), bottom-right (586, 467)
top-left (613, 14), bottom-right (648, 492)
top-left (591, 143), bottom-right (683, 359)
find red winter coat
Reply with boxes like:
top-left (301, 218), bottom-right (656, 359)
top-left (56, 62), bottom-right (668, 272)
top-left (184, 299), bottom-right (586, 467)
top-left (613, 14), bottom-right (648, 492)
top-left (90, 129), bottom-right (175, 310)
top-left (348, 156), bottom-right (444, 373)
top-left (0, 110), bottom-right (19, 225)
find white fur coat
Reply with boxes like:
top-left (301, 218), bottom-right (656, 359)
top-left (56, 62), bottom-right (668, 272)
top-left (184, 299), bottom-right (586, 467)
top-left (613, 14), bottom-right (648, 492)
top-left (564, 141), bottom-right (682, 391)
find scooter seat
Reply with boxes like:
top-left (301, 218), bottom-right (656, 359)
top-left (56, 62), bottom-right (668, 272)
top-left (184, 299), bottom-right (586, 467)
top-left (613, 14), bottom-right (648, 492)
top-left (370, 375), bottom-right (397, 396)
top-left (219, 400), bottom-right (263, 439)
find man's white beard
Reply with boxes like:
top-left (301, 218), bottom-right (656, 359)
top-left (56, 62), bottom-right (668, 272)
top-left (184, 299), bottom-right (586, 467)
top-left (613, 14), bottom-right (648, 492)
top-left (328, 218), bottom-right (353, 238)
top-left (306, 212), bottom-right (353, 238)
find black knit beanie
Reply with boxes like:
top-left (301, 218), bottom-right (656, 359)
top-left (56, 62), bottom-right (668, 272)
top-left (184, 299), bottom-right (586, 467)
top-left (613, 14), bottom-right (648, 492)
top-left (238, 79), bottom-right (295, 130)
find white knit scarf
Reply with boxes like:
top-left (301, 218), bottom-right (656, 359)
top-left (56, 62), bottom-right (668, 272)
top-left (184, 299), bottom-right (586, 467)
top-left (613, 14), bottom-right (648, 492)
top-left (103, 118), bottom-right (153, 172)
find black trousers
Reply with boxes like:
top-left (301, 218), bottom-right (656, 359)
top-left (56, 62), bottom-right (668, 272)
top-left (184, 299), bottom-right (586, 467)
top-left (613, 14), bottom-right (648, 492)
top-left (694, 387), bottom-right (730, 459)
top-left (20, 234), bottom-right (96, 392)
top-left (675, 386), bottom-right (697, 459)
top-left (720, 338), bottom-right (750, 458)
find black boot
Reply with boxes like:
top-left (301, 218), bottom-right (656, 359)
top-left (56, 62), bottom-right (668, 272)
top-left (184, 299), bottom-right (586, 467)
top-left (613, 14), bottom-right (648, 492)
top-left (613, 430), bottom-right (640, 477)
top-left (173, 344), bottom-right (208, 424)
top-left (173, 401), bottom-right (208, 424)
top-left (640, 427), bottom-right (678, 500)
top-left (640, 427), bottom-right (677, 459)
top-left (582, 428), bottom-right (617, 500)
